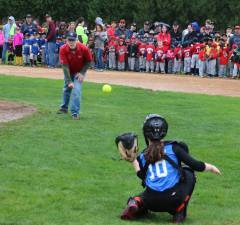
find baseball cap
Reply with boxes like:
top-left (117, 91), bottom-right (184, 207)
top-left (26, 14), bottom-right (32, 18)
top-left (67, 32), bottom-right (77, 41)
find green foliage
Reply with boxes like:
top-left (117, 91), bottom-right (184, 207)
top-left (0, 74), bottom-right (240, 224)
top-left (1, 0), bottom-right (239, 29)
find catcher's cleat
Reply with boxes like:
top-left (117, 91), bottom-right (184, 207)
top-left (121, 199), bottom-right (139, 220)
top-left (172, 195), bottom-right (190, 223)
top-left (172, 210), bottom-right (185, 223)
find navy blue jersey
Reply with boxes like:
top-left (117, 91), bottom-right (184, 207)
top-left (138, 143), bottom-right (180, 192)
top-left (22, 39), bottom-right (31, 55)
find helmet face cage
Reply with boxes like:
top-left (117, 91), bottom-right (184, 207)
top-left (143, 114), bottom-right (168, 145)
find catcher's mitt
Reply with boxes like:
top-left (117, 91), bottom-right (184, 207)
top-left (115, 133), bottom-right (138, 162)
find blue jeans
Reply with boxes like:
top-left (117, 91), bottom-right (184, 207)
top-left (60, 75), bottom-right (82, 116)
top-left (2, 42), bottom-right (8, 63)
top-left (47, 42), bottom-right (56, 67)
top-left (95, 48), bottom-right (103, 69)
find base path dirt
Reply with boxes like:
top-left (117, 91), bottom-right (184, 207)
top-left (0, 100), bottom-right (36, 123)
top-left (0, 65), bottom-right (240, 97)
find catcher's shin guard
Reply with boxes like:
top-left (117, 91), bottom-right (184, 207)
top-left (120, 196), bottom-right (143, 220)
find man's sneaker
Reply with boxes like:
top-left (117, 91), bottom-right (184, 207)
top-left (72, 114), bottom-right (80, 120)
top-left (57, 108), bottom-right (68, 114)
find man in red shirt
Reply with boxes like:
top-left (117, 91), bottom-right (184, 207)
top-left (58, 32), bottom-right (92, 120)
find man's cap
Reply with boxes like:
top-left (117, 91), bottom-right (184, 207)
top-left (67, 32), bottom-right (77, 41)
top-left (26, 14), bottom-right (32, 18)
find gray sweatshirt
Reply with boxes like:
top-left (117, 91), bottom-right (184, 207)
top-left (94, 31), bottom-right (107, 50)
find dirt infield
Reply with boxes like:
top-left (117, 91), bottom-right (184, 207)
top-left (0, 65), bottom-right (240, 97)
top-left (0, 101), bottom-right (36, 123)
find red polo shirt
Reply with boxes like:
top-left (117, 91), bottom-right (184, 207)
top-left (60, 42), bottom-right (92, 75)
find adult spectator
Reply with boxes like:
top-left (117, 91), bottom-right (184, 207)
top-left (2, 16), bottom-right (16, 64)
top-left (94, 24), bottom-right (107, 71)
top-left (56, 21), bottom-right (67, 38)
top-left (157, 25), bottom-right (171, 51)
top-left (138, 21), bottom-right (150, 36)
top-left (182, 24), bottom-right (197, 45)
top-left (45, 14), bottom-right (56, 68)
top-left (107, 20), bottom-right (117, 38)
top-left (76, 17), bottom-right (88, 45)
top-left (226, 26), bottom-right (233, 38)
top-left (115, 19), bottom-right (130, 39)
top-left (67, 22), bottom-right (76, 33)
top-left (229, 25), bottom-right (240, 48)
top-left (127, 22), bottom-right (137, 39)
top-left (58, 32), bottom-right (92, 120)
top-left (153, 22), bottom-right (161, 35)
top-left (157, 25), bottom-right (171, 73)
top-left (170, 21), bottom-right (182, 45)
top-left (21, 14), bottom-right (37, 35)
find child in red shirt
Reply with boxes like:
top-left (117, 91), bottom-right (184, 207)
top-left (218, 45), bottom-right (229, 77)
top-left (173, 43), bottom-right (182, 74)
top-left (198, 44), bottom-right (207, 77)
top-left (206, 43), bottom-right (218, 77)
top-left (117, 38), bottom-right (127, 71)
top-left (107, 36), bottom-right (118, 70)
top-left (183, 43), bottom-right (192, 74)
top-left (145, 40), bottom-right (155, 73)
top-left (166, 47), bottom-right (175, 74)
top-left (155, 41), bottom-right (166, 73)
top-left (138, 39), bottom-right (147, 72)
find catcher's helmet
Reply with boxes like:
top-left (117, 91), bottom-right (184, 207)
top-left (143, 114), bottom-right (168, 145)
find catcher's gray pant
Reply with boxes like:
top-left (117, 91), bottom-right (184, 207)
top-left (155, 62), bottom-right (165, 73)
top-left (128, 57), bottom-right (136, 71)
top-left (146, 60), bottom-right (155, 72)
top-left (108, 52), bottom-right (116, 69)
top-left (228, 61), bottom-right (233, 76)
top-left (218, 65), bottom-right (227, 77)
top-left (173, 58), bottom-right (181, 73)
top-left (139, 56), bottom-right (146, 70)
top-left (191, 54), bottom-right (199, 69)
top-left (168, 60), bottom-right (174, 74)
top-left (118, 61), bottom-right (125, 71)
top-left (232, 64), bottom-right (239, 77)
top-left (23, 54), bottom-right (30, 64)
top-left (207, 59), bottom-right (216, 76)
top-left (184, 57), bottom-right (191, 73)
top-left (198, 60), bottom-right (206, 77)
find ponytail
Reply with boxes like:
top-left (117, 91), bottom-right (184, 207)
top-left (144, 140), bottom-right (165, 164)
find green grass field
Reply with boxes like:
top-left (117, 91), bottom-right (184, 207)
top-left (0, 74), bottom-right (239, 225)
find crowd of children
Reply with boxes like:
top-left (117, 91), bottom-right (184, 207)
top-left (0, 16), bottom-right (240, 79)
top-left (90, 29), bottom-right (240, 79)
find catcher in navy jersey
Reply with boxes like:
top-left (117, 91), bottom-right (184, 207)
top-left (115, 114), bottom-right (221, 223)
